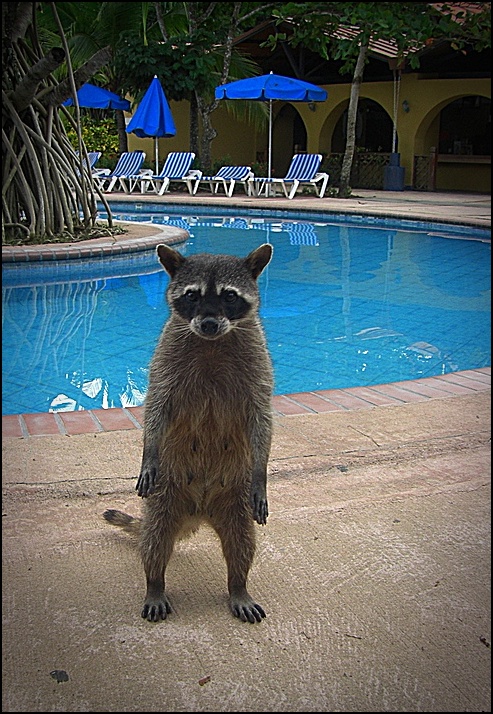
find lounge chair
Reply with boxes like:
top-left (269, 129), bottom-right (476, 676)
top-left (86, 151), bottom-right (101, 171)
top-left (73, 150), bottom-right (101, 178)
top-left (195, 166), bottom-right (254, 197)
top-left (129, 152), bottom-right (200, 195)
top-left (94, 150), bottom-right (146, 192)
top-left (76, 150), bottom-right (101, 172)
top-left (249, 153), bottom-right (329, 199)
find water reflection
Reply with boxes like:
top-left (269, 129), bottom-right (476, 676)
top-left (2, 269), bottom-right (167, 413)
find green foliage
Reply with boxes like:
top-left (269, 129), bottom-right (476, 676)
top-left (211, 156), bottom-right (234, 174)
top-left (273, 2), bottom-right (491, 73)
top-left (113, 2), bottom-right (277, 103)
top-left (250, 160), bottom-right (268, 176)
top-left (65, 115), bottom-right (119, 165)
top-left (115, 32), bottom-right (216, 101)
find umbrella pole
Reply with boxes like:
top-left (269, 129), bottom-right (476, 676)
top-left (268, 99), bottom-right (273, 180)
top-left (154, 137), bottom-right (159, 174)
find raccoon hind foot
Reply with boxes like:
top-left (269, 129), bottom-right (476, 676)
top-left (230, 594), bottom-right (266, 623)
top-left (142, 595), bottom-right (173, 622)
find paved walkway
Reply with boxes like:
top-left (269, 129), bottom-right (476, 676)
top-left (129, 186), bottom-right (491, 228)
top-left (2, 188), bottom-right (491, 712)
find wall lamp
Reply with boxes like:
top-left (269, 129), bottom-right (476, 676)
top-left (402, 100), bottom-right (410, 113)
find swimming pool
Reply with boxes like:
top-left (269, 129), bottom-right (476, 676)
top-left (2, 204), bottom-right (490, 415)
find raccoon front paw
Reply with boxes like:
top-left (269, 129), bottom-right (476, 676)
top-left (141, 596), bottom-right (172, 622)
top-left (136, 462), bottom-right (158, 498)
top-left (251, 491), bottom-right (269, 525)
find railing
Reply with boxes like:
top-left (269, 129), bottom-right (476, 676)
top-left (323, 151), bottom-right (434, 191)
top-left (413, 154), bottom-right (434, 191)
top-left (322, 152), bottom-right (396, 190)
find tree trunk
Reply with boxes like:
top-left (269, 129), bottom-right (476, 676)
top-left (11, 47), bottom-right (66, 112)
top-left (115, 109), bottom-right (128, 153)
top-left (189, 91), bottom-right (200, 158)
top-left (185, 1), bottom-right (242, 172)
top-left (338, 43), bottom-right (368, 198)
top-left (196, 93), bottom-right (217, 173)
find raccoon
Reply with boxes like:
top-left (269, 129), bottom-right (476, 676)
top-left (104, 242), bottom-right (274, 623)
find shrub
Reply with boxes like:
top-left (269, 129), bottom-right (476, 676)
top-left (65, 115), bottom-right (120, 169)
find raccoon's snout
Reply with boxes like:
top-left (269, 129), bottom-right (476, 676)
top-left (200, 317), bottom-right (220, 336)
top-left (191, 316), bottom-right (230, 339)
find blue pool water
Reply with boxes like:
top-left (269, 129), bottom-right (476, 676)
top-left (2, 204), bottom-right (490, 415)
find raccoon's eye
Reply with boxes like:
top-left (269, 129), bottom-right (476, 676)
top-left (184, 289), bottom-right (200, 302)
top-left (222, 289), bottom-right (238, 303)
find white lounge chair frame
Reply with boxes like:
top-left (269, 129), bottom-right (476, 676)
top-left (249, 153), bottom-right (329, 199)
top-left (129, 152), bottom-right (200, 195)
top-left (196, 166), bottom-right (254, 197)
top-left (93, 151), bottom-right (146, 192)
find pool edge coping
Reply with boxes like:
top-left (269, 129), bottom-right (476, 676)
top-left (1, 227), bottom-right (187, 263)
top-left (2, 367), bottom-right (490, 438)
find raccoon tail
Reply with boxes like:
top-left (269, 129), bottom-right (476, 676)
top-left (103, 509), bottom-right (141, 535)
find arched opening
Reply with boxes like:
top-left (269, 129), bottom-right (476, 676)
top-left (332, 98), bottom-right (394, 153)
top-left (415, 94), bottom-right (491, 192)
top-left (438, 96), bottom-right (490, 156)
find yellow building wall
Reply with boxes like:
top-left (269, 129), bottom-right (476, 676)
top-left (127, 75), bottom-right (490, 192)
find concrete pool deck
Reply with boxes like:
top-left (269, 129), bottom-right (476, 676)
top-left (2, 189), bottom-right (491, 712)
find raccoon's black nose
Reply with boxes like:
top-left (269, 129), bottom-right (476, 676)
top-left (200, 317), bottom-right (220, 335)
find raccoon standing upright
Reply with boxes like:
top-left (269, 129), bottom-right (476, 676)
top-left (104, 242), bottom-right (274, 624)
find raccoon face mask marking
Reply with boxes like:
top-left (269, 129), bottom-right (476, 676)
top-left (156, 244), bottom-right (272, 341)
top-left (175, 283), bottom-right (249, 338)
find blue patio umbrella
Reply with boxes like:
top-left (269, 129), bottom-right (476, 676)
top-left (63, 83), bottom-right (131, 111)
top-left (215, 72), bottom-right (328, 179)
top-left (126, 76), bottom-right (177, 172)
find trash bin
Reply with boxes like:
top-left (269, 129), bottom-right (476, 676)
top-left (384, 152), bottom-right (405, 191)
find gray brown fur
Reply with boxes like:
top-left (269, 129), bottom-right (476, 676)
top-left (103, 243), bottom-right (274, 623)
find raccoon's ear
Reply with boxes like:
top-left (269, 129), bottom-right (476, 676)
top-left (245, 243), bottom-right (273, 279)
top-left (156, 244), bottom-right (186, 277)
